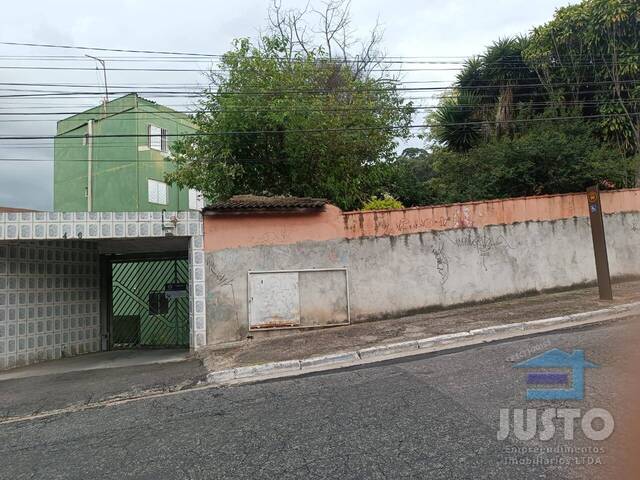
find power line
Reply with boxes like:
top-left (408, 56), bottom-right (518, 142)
top-left (2, 41), bottom-right (639, 63)
top-left (1, 62), bottom-right (638, 73)
top-left (0, 41), bottom-right (220, 58)
top-left (1, 112), bottom-right (638, 142)
top-left (0, 56), bottom-right (637, 69)
top-left (1, 79), bottom-right (638, 99)
top-left (0, 87), bottom-right (634, 115)
top-left (0, 97), bottom-right (638, 124)
top-left (0, 76), bottom-right (634, 95)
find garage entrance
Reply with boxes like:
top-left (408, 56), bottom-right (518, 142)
top-left (109, 256), bottom-right (189, 349)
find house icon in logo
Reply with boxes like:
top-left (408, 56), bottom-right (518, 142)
top-left (514, 348), bottom-right (598, 401)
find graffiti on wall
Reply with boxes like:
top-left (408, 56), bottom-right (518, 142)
top-left (446, 230), bottom-right (513, 271)
top-left (206, 257), bottom-right (232, 288)
top-left (432, 240), bottom-right (450, 285)
top-left (205, 256), bottom-right (241, 333)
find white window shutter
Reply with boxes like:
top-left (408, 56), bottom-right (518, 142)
top-left (189, 189), bottom-right (204, 210)
top-left (161, 128), bottom-right (168, 152)
top-left (158, 182), bottom-right (167, 205)
top-left (148, 179), bottom-right (158, 203)
top-left (149, 125), bottom-right (162, 151)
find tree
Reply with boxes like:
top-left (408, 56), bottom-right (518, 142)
top-left (426, 0), bottom-right (640, 202)
top-left (524, 0), bottom-right (640, 160)
top-left (166, 1), bottom-right (413, 210)
top-left (266, 0), bottom-right (388, 79)
top-left (429, 37), bottom-right (543, 151)
top-left (427, 119), bottom-right (637, 203)
top-left (377, 147), bottom-right (439, 207)
top-left (428, 92), bottom-right (482, 152)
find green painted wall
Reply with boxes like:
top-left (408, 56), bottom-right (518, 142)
top-left (54, 93), bottom-right (197, 212)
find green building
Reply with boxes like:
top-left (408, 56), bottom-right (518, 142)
top-left (54, 93), bottom-right (202, 212)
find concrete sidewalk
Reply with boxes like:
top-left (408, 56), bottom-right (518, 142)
top-left (0, 354), bottom-right (207, 420)
top-left (0, 349), bottom-right (190, 381)
top-left (199, 280), bottom-right (640, 375)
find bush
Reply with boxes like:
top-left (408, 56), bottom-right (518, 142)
top-left (382, 149), bottom-right (439, 207)
top-left (362, 193), bottom-right (404, 211)
top-left (427, 120), bottom-right (636, 204)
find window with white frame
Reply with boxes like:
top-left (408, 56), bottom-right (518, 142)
top-left (148, 179), bottom-right (168, 205)
top-left (188, 189), bottom-right (205, 210)
top-left (148, 125), bottom-right (168, 152)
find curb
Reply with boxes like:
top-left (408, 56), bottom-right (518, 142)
top-left (206, 301), bottom-right (640, 386)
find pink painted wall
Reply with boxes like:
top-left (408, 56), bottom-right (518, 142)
top-left (204, 205), bottom-right (346, 251)
top-left (204, 189), bottom-right (640, 252)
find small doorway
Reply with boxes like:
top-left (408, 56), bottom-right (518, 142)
top-left (108, 256), bottom-right (189, 349)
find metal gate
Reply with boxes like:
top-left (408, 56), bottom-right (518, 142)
top-left (111, 259), bottom-right (189, 348)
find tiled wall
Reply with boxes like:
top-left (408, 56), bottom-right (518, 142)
top-left (0, 210), bottom-right (207, 370)
top-left (189, 234), bottom-right (206, 348)
top-left (0, 240), bottom-right (100, 370)
top-left (0, 210), bottom-right (202, 241)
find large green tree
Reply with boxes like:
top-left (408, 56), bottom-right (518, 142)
top-left (427, 119), bottom-right (636, 203)
top-left (429, 36), bottom-right (543, 151)
top-left (380, 148), bottom-right (438, 207)
top-left (423, 0), bottom-right (640, 203)
top-left (431, 0), bottom-right (640, 159)
top-left (524, 0), bottom-right (640, 159)
top-left (166, 1), bottom-right (413, 210)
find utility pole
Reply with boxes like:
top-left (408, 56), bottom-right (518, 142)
top-left (87, 119), bottom-right (93, 212)
top-left (85, 54), bottom-right (109, 113)
top-left (586, 186), bottom-right (613, 300)
top-left (84, 55), bottom-right (108, 212)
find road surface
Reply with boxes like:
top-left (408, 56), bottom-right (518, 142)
top-left (2, 319), bottom-right (638, 479)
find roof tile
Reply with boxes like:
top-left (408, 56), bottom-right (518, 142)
top-left (203, 195), bottom-right (328, 212)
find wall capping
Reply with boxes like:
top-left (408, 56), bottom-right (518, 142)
top-left (204, 189), bottom-right (640, 252)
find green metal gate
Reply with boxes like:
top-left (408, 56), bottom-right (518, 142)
top-left (111, 259), bottom-right (189, 348)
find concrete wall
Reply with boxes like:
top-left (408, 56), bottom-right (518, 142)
top-left (204, 189), bottom-right (640, 252)
top-left (203, 190), bottom-right (640, 345)
top-left (0, 241), bottom-right (101, 370)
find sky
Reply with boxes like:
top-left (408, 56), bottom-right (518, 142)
top-left (0, 0), bottom-right (578, 211)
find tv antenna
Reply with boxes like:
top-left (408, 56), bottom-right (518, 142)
top-left (85, 54), bottom-right (109, 109)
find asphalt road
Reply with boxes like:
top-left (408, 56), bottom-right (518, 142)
top-left (2, 320), bottom-right (638, 480)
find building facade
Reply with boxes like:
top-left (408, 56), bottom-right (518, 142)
top-left (0, 210), bottom-right (206, 371)
top-left (54, 93), bottom-right (203, 212)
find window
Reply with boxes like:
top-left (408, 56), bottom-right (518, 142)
top-left (188, 189), bottom-right (205, 210)
top-left (148, 125), bottom-right (167, 152)
top-left (148, 179), bottom-right (168, 205)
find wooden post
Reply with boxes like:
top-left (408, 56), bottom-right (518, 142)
top-left (586, 186), bottom-right (613, 300)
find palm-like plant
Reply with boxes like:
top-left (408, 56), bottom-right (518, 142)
top-left (429, 92), bottom-right (482, 152)
top-left (430, 36), bottom-right (542, 152)
top-left (481, 37), bottom-right (534, 135)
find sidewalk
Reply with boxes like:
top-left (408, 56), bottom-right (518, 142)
top-left (199, 280), bottom-right (640, 374)
top-left (0, 355), bottom-right (207, 420)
